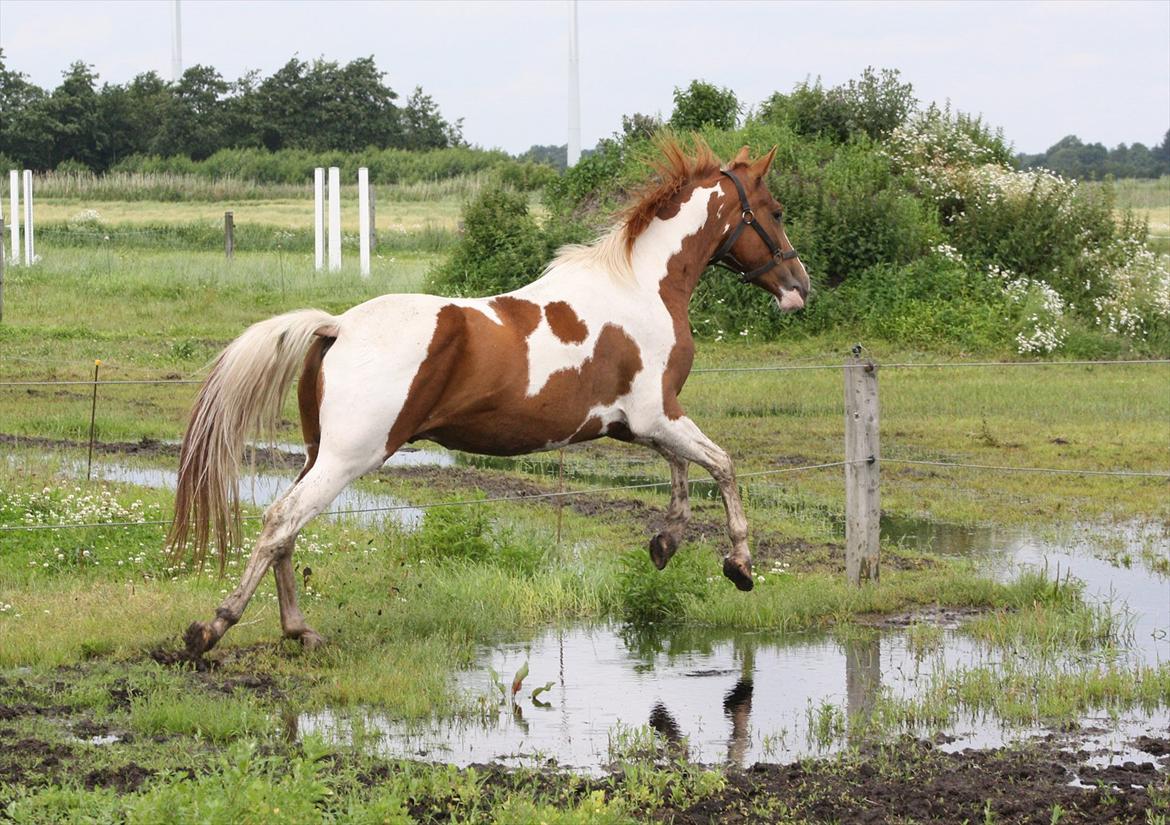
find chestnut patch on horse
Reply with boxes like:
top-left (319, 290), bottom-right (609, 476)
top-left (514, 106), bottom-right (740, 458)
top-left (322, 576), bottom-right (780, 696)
top-left (489, 296), bottom-right (542, 337)
top-left (544, 301), bottom-right (589, 344)
top-left (400, 307), bottom-right (644, 456)
top-left (295, 335), bottom-right (332, 480)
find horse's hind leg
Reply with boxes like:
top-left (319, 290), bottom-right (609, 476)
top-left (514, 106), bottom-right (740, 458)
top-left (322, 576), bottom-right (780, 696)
top-left (648, 447), bottom-right (690, 569)
top-left (273, 554), bottom-right (323, 648)
top-left (185, 453), bottom-right (373, 656)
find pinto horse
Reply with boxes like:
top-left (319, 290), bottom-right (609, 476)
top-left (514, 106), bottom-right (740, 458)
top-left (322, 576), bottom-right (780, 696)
top-left (170, 139), bottom-right (809, 656)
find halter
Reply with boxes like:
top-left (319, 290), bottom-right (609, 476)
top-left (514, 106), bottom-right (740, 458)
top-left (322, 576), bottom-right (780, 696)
top-left (709, 169), bottom-right (800, 283)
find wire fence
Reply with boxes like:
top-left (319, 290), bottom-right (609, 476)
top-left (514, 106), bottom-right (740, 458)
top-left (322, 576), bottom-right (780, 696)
top-left (1, 354), bottom-right (1167, 537)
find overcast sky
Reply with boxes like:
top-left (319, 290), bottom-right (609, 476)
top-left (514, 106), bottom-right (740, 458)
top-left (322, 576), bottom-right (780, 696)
top-left (1, 0), bottom-right (1168, 155)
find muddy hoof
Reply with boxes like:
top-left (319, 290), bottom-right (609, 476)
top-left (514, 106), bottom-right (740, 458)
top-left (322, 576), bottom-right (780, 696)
top-left (299, 629), bottom-right (326, 651)
top-left (722, 557), bottom-right (754, 592)
top-left (183, 621), bottom-right (215, 657)
top-left (648, 533), bottom-right (679, 570)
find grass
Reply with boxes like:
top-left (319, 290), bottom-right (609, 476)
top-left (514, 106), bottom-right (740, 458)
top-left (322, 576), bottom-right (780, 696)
top-left (2, 212), bottom-right (1169, 820)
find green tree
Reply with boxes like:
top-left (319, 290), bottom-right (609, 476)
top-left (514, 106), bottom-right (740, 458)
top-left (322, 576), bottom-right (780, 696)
top-left (669, 80), bottom-right (739, 131)
top-left (0, 49), bottom-right (57, 168)
top-left (400, 86), bottom-right (463, 150)
top-left (47, 61), bottom-right (104, 169)
top-left (151, 65), bottom-right (229, 159)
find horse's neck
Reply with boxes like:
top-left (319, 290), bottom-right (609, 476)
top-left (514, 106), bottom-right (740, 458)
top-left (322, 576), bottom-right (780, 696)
top-left (629, 182), bottom-right (724, 306)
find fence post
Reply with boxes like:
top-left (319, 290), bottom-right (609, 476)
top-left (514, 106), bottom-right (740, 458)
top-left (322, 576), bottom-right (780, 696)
top-left (22, 170), bottom-right (33, 264)
top-left (0, 213), bottom-right (5, 323)
top-left (7, 171), bottom-right (18, 265)
top-left (368, 185), bottom-right (377, 252)
top-left (844, 351), bottom-right (880, 585)
top-left (224, 211), bottom-right (234, 259)
top-left (327, 166), bottom-right (341, 272)
top-left (358, 167), bottom-right (370, 277)
top-left (313, 167), bottom-right (324, 272)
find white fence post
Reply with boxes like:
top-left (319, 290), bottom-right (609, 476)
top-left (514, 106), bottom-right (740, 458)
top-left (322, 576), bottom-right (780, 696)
top-left (358, 167), bottom-right (370, 277)
top-left (22, 170), bottom-right (33, 265)
top-left (313, 167), bottom-right (324, 272)
top-left (844, 352), bottom-right (880, 585)
top-left (8, 171), bottom-right (18, 265)
top-left (327, 166), bottom-right (341, 272)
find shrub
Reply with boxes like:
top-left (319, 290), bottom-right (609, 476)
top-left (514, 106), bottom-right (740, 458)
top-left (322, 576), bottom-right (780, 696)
top-left (669, 80), bottom-right (740, 132)
top-left (427, 185), bottom-right (550, 295)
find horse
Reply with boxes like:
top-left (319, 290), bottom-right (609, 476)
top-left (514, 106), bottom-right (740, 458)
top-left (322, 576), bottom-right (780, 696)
top-left (169, 138), bottom-right (809, 656)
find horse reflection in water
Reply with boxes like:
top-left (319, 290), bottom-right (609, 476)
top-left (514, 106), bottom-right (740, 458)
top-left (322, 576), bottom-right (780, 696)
top-left (648, 645), bottom-right (757, 768)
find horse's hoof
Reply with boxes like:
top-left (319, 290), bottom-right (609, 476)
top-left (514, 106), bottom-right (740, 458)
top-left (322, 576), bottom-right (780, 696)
top-left (183, 621), bottom-right (215, 657)
top-left (648, 533), bottom-right (679, 570)
top-left (722, 557), bottom-right (754, 592)
top-left (300, 629), bottom-right (326, 651)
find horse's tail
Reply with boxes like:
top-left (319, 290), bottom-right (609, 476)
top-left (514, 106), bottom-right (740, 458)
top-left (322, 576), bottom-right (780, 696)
top-left (167, 309), bottom-right (340, 572)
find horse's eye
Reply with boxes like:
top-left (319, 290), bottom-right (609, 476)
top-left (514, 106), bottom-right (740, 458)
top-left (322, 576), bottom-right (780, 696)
top-left (772, 209), bottom-right (784, 222)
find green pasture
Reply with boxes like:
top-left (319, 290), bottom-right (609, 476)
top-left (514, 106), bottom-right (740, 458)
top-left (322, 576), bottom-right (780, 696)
top-left (1, 203), bottom-right (1168, 822)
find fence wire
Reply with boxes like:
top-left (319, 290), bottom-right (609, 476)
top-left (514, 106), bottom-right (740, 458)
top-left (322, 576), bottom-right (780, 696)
top-left (0, 460), bottom-right (853, 533)
top-left (3, 356), bottom-right (1168, 388)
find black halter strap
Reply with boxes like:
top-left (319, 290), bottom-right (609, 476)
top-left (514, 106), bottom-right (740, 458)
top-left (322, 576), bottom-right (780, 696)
top-left (709, 169), bottom-right (799, 283)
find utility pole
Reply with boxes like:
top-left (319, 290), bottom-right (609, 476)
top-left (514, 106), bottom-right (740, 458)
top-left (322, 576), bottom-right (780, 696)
top-left (567, 0), bottom-right (581, 168)
top-left (171, 0), bottom-right (183, 82)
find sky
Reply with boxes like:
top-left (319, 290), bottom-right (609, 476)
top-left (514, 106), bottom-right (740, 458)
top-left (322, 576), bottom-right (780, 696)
top-left (1, 0), bottom-right (1168, 155)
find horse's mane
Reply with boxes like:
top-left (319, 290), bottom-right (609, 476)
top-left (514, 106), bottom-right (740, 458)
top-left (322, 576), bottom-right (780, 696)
top-left (619, 135), bottom-right (721, 256)
top-left (544, 136), bottom-right (722, 282)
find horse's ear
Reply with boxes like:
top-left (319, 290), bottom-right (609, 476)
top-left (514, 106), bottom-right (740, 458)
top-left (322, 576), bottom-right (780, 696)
top-left (731, 145), bottom-right (751, 166)
top-left (750, 145), bottom-right (778, 179)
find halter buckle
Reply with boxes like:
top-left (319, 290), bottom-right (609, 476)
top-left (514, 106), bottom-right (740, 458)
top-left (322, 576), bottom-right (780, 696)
top-left (741, 208), bottom-right (755, 224)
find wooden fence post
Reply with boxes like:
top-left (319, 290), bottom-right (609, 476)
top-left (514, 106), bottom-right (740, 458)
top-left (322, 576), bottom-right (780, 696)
top-left (224, 211), bottom-right (234, 260)
top-left (844, 351), bottom-right (880, 585)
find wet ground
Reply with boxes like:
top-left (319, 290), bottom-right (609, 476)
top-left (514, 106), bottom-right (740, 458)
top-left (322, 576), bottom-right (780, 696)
top-left (300, 519), bottom-right (1169, 776)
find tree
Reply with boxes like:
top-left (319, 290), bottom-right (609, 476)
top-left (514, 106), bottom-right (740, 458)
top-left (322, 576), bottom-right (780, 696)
top-left (47, 62), bottom-right (104, 169)
top-left (669, 80), bottom-right (738, 131)
top-left (151, 65), bottom-right (229, 159)
top-left (400, 86), bottom-right (463, 150)
top-left (0, 49), bottom-right (57, 168)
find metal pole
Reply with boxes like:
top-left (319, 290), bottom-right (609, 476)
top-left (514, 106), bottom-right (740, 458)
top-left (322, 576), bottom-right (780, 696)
top-left (567, 0), bottom-right (581, 167)
top-left (0, 214), bottom-right (5, 323)
top-left (171, 0), bottom-right (183, 82)
top-left (358, 167), bottom-right (370, 277)
top-left (328, 166), bottom-right (341, 272)
top-left (844, 352), bottom-right (880, 585)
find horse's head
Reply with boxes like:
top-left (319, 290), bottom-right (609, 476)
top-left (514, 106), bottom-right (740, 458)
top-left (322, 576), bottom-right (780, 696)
top-left (710, 146), bottom-right (809, 312)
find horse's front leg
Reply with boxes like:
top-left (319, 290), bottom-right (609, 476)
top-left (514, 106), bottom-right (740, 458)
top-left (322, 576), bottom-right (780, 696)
top-left (643, 416), bottom-right (754, 591)
top-left (648, 446), bottom-right (690, 570)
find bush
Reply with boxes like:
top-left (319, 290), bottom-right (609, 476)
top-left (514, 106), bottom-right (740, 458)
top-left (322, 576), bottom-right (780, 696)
top-left (756, 68), bottom-right (916, 143)
top-left (670, 80), bottom-right (740, 132)
top-left (427, 185), bottom-right (550, 295)
top-left (412, 502), bottom-right (547, 577)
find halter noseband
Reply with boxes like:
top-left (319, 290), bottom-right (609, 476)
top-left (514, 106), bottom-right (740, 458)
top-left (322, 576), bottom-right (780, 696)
top-left (709, 169), bottom-right (800, 283)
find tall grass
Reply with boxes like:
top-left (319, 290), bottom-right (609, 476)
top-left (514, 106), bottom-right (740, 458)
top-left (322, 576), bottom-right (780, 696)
top-left (20, 170), bottom-right (495, 203)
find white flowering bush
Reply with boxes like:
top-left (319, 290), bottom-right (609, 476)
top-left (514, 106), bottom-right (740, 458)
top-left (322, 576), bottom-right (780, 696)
top-left (1091, 240), bottom-right (1170, 340)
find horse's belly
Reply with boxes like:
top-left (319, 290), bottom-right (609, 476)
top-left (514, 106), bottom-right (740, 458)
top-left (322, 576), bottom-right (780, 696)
top-left (417, 409), bottom-right (606, 456)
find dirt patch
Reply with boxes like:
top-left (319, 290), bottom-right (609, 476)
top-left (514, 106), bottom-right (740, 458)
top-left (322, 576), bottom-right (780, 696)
top-left (656, 739), bottom-right (1161, 824)
top-left (0, 736), bottom-right (76, 787)
top-left (82, 763), bottom-right (154, 793)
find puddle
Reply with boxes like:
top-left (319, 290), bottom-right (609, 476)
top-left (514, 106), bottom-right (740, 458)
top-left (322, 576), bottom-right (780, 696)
top-left (301, 522), bottom-right (1170, 772)
top-left (74, 461), bottom-right (426, 530)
